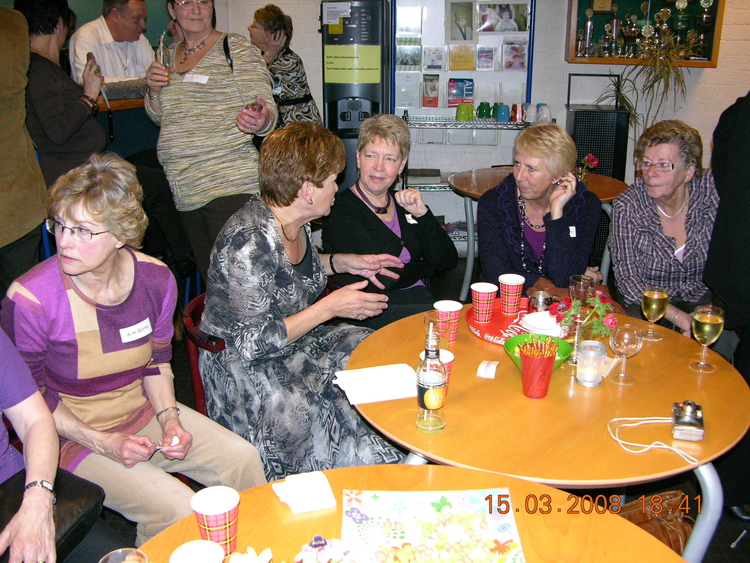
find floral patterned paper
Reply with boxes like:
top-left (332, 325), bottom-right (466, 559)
top-left (341, 489), bottom-right (525, 562)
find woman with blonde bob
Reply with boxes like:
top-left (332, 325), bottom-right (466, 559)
top-left (200, 122), bottom-right (404, 480)
top-left (477, 122), bottom-right (602, 291)
top-left (2, 153), bottom-right (266, 545)
top-left (322, 114), bottom-right (457, 330)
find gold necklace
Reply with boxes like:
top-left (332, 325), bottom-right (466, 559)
top-left (270, 211), bottom-right (301, 243)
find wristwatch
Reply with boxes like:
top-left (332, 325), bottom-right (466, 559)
top-left (25, 479), bottom-right (56, 504)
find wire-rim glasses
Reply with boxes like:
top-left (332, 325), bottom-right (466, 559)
top-left (174, 0), bottom-right (213, 10)
top-left (636, 161), bottom-right (683, 172)
top-left (45, 218), bottom-right (109, 243)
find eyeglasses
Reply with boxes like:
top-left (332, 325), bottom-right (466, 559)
top-left (46, 219), bottom-right (109, 243)
top-left (636, 161), bottom-right (683, 172)
top-left (174, 0), bottom-right (213, 10)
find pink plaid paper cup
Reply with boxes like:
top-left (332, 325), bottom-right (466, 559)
top-left (471, 282), bottom-right (498, 323)
top-left (498, 274), bottom-right (525, 316)
top-left (433, 300), bottom-right (462, 343)
top-left (190, 486), bottom-right (240, 556)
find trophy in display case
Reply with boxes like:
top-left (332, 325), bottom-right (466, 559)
top-left (673, 0), bottom-right (691, 43)
top-left (608, 3), bottom-right (622, 42)
top-left (695, 0), bottom-right (715, 58)
top-left (622, 13), bottom-right (640, 58)
top-left (583, 8), bottom-right (595, 57)
top-left (600, 23), bottom-right (614, 57)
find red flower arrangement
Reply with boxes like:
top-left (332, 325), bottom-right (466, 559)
top-left (551, 289), bottom-right (617, 337)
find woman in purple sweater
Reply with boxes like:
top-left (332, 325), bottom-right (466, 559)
top-left (1, 154), bottom-right (265, 545)
top-left (477, 123), bottom-right (602, 292)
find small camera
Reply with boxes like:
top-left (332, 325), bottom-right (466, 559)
top-left (672, 401), bottom-right (704, 442)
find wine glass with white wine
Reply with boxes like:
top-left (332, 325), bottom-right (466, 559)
top-left (689, 305), bottom-right (724, 373)
top-left (609, 324), bottom-right (643, 386)
top-left (641, 286), bottom-right (669, 341)
top-left (566, 274), bottom-right (594, 365)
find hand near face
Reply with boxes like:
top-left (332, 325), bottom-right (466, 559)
top-left (394, 189), bottom-right (428, 218)
top-left (236, 97), bottom-right (270, 135)
top-left (549, 172), bottom-right (577, 220)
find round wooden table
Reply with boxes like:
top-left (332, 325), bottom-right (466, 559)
top-left (140, 465), bottom-right (685, 563)
top-left (447, 168), bottom-right (628, 300)
top-left (348, 311), bottom-right (750, 562)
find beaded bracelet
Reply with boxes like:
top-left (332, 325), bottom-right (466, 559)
top-left (79, 94), bottom-right (99, 116)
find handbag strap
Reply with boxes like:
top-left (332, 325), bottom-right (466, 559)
top-left (223, 35), bottom-right (233, 73)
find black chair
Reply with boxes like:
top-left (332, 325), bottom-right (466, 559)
top-left (0, 469), bottom-right (105, 563)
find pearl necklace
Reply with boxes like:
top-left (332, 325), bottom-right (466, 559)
top-left (656, 191), bottom-right (689, 219)
top-left (179, 38), bottom-right (207, 64)
top-left (517, 193), bottom-right (545, 230)
top-left (355, 182), bottom-right (391, 214)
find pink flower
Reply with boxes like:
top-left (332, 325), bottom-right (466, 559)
top-left (603, 313), bottom-right (618, 329)
top-left (595, 289), bottom-right (612, 304)
top-left (586, 154), bottom-right (599, 168)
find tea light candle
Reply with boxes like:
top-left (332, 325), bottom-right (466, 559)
top-left (576, 340), bottom-right (606, 387)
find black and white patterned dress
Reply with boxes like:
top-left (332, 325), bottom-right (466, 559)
top-left (199, 195), bottom-right (401, 480)
top-left (268, 48), bottom-right (322, 128)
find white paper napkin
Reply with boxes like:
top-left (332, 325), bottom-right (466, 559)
top-left (271, 471), bottom-right (336, 514)
top-left (333, 363), bottom-right (417, 405)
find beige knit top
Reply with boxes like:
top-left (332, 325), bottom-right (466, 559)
top-left (145, 33), bottom-right (277, 211)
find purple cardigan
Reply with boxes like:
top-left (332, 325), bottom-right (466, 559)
top-left (477, 173), bottom-right (602, 290)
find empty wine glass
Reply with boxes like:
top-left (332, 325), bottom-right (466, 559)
top-left (689, 305), bottom-right (724, 373)
top-left (641, 286), bottom-right (669, 341)
top-left (566, 275), bottom-right (594, 365)
top-left (609, 324), bottom-right (643, 386)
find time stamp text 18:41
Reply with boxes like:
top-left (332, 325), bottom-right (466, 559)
top-left (486, 494), bottom-right (701, 515)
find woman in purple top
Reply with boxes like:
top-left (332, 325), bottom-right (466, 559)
top-left (477, 123), bottom-right (603, 292)
top-left (322, 114), bottom-right (458, 329)
top-left (0, 329), bottom-right (58, 563)
top-left (2, 153), bottom-right (266, 545)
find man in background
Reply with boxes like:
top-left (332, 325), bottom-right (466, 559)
top-left (69, 0), bottom-right (153, 83)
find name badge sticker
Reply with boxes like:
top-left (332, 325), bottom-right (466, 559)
top-left (183, 73), bottom-right (209, 84)
top-left (120, 318), bottom-right (153, 343)
top-left (569, 226), bottom-right (577, 238)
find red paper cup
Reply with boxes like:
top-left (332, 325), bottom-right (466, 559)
top-left (498, 274), bottom-right (525, 316)
top-left (433, 300), bottom-right (462, 344)
top-left (190, 486), bottom-right (240, 556)
top-left (471, 282), bottom-right (498, 323)
top-left (520, 353), bottom-right (555, 399)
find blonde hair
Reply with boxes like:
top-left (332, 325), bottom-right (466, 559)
top-left (48, 153), bottom-right (148, 248)
top-left (357, 114), bottom-right (411, 161)
top-left (514, 123), bottom-right (578, 179)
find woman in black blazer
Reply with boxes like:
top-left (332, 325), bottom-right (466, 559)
top-left (322, 114), bottom-right (458, 329)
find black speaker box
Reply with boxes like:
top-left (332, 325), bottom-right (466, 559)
top-left (566, 104), bottom-right (630, 181)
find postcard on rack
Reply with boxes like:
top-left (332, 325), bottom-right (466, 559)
top-left (447, 77), bottom-right (474, 107)
top-left (476, 45), bottom-right (496, 71)
top-left (422, 45), bottom-right (446, 71)
top-left (449, 44), bottom-right (476, 71)
top-left (422, 74), bottom-right (439, 108)
top-left (341, 488), bottom-right (525, 562)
